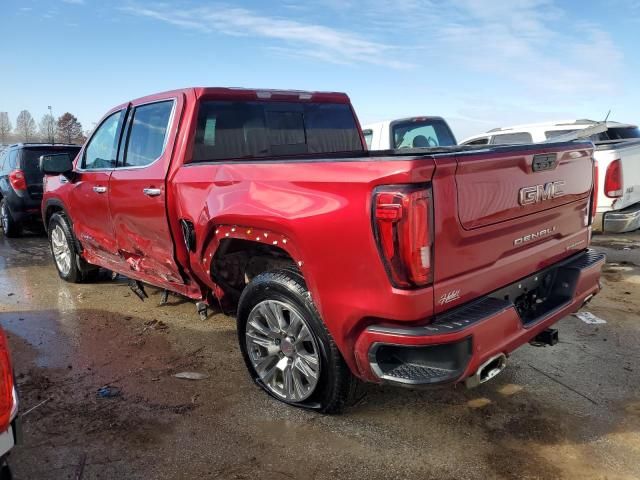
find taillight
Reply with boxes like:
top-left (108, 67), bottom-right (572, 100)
top-left (604, 159), bottom-right (623, 198)
top-left (373, 185), bottom-right (433, 288)
top-left (0, 330), bottom-right (14, 432)
top-left (9, 169), bottom-right (27, 191)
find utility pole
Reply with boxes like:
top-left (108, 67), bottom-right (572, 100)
top-left (48, 105), bottom-right (55, 144)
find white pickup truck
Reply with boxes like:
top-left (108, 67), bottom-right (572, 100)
top-left (362, 116), bottom-right (457, 150)
top-left (460, 120), bottom-right (640, 233)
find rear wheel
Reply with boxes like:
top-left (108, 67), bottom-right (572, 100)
top-left (0, 199), bottom-right (21, 238)
top-left (237, 269), bottom-right (356, 413)
top-left (48, 213), bottom-right (97, 283)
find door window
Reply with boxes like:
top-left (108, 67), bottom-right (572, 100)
top-left (83, 110), bottom-right (124, 169)
top-left (121, 101), bottom-right (174, 168)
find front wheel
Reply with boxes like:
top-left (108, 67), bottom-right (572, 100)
top-left (237, 269), bottom-right (356, 413)
top-left (48, 213), bottom-right (97, 283)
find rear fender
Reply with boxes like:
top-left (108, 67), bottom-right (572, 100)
top-left (195, 222), bottom-right (304, 299)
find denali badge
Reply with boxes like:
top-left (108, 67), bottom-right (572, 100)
top-left (514, 226), bottom-right (557, 246)
top-left (519, 181), bottom-right (566, 205)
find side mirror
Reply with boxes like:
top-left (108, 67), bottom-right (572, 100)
top-left (40, 153), bottom-right (73, 176)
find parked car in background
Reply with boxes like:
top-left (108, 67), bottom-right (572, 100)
top-left (362, 116), bottom-right (457, 150)
top-left (0, 327), bottom-right (18, 479)
top-left (460, 120), bottom-right (640, 233)
top-left (0, 143), bottom-right (81, 236)
top-left (42, 88), bottom-right (603, 413)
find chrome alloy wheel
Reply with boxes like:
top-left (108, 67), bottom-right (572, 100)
top-left (0, 203), bottom-right (8, 233)
top-left (51, 225), bottom-right (72, 276)
top-left (245, 300), bottom-right (321, 402)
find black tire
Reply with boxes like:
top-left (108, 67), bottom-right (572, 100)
top-left (48, 213), bottom-right (97, 283)
top-left (237, 269), bottom-right (357, 413)
top-left (0, 199), bottom-right (21, 238)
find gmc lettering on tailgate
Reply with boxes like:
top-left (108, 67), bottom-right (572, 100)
top-left (519, 181), bottom-right (566, 206)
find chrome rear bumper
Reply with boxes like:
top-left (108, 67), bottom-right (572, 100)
top-left (603, 203), bottom-right (640, 233)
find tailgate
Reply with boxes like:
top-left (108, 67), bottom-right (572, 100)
top-left (455, 144), bottom-right (593, 229)
top-left (432, 142), bottom-right (595, 314)
top-left (21, 147), bottom-right (80, 199)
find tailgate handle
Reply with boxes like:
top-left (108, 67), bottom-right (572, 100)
top-left (532, 153), bottom-right (558, 172)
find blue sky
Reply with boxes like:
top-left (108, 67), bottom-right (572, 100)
top-left (1, 0), bottom-right (639, 139)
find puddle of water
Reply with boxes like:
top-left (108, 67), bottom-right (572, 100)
top-left (0, 310), bottom-right (75, 368)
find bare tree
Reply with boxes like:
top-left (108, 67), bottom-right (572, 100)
top-left (0, 112), bottom-right (11, 144)
top-left (39, 114), bottom-right (56, 143)
top-left (57, 112), bottom-right (84, 144)
top-left (16, 110), bottom-right (37, 142)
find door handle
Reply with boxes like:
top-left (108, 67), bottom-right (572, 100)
top-left (93, 186), bottom-right (107, 194)
top-left (143, 187), bottom-right (162, 197)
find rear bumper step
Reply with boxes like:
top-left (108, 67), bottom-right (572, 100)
top-left (355, 249), bottom-right (605, 386)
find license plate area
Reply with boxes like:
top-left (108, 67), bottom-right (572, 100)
top-left (489, 262), bottom-right (580, 326)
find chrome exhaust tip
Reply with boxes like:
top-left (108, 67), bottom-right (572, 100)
top-left (465, 353), bottom-right (507, 389)
top-left (581, 293), bottom-right (595, 309)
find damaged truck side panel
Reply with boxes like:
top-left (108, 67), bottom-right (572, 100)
top-left (43, 87), bottom-right (603, 413)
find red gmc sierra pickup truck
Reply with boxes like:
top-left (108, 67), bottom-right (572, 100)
top-left (41, 87), bottom-right (604, 413)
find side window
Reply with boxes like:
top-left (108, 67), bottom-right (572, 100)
top-left (465, 137), bottom-right (489, 145)
top-left (8, 149), bottom-right (18, 169)
top-left (0, 151), bottom-right (6, 173)
top-left (83, 110), bottom-right (123, 170)
top-left (545, 130), bottom-right (577, 140)
top-left (490, 132), bottom-right (533, 145)
top-left (362, 129), bottom-right (373, 149)
top-left (122, 101), bottom-right (173, 168)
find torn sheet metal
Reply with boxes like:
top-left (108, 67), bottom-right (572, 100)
top-left (541, 122), bottom-right (608, 143)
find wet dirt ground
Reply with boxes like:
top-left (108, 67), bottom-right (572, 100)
top-left (1, 232), bottom-right (639, 480)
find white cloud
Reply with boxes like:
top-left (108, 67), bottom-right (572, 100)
top-left (121, 1), bottom-right (622, 90)
top-left (121, 4), bottom-right (412, 69)
top-left (62, 0), bottom-right (85, 4)
top-left (316, 0), bottom-right (622, 97)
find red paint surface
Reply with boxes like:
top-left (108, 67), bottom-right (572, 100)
top-left (43, 87), bottom-right (602, 382)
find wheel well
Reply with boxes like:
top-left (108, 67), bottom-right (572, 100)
top-left (44, 205), bottom-right (64, 229)
top-left (211, 238), bottom-right (299, 301)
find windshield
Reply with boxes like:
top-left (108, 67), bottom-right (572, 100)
top-left (392, 119), bottom-right (456, 148)
top-left (21, 147), bottom-right (81, 173)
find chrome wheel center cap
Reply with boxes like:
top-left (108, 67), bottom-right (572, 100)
top-left (280, 338), bottom-right (295, 357)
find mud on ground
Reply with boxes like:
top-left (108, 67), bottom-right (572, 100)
top-left (1, 232), bottom-right (639, 479)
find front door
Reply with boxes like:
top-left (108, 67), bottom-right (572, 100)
top-left (108, 96), bottom-right (187, 291)
top-left (67, 109), bottom-right (125, 266)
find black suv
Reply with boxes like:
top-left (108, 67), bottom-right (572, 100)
top-left (0, 143), bottom-right (81, 237)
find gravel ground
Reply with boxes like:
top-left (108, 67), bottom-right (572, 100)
top-left (0, 231), bottom-right (639, 480)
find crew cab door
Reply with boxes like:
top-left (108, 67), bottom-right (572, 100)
top-left (67, 109), bottom-right (125, 263)
top-left (108, 96), bottom-right (186, 290)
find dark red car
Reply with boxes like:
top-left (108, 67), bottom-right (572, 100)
top-left (0, 328), bottom-right (18, 477)
top-left (41, 88), bottom-right (603, 412)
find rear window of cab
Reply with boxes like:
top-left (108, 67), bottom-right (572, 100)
top-left (192, 101), bottom-right (363, 162)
